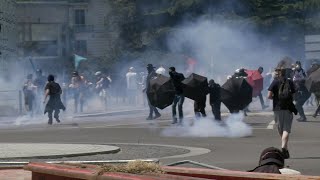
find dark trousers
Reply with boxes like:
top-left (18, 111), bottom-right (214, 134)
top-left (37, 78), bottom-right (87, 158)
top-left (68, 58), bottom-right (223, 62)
top-left (172, 95), bottom-right (185, 123)
top-left (147, 98), bottom-right (160, 117)
top-left (194, 100), bottom-right (206, 118)
top-left (258, 93), bottom-right (266, 109)
top-left (211, 102), bottom-right (221, 120)
top-left (314, 104), bottom-right (320, 117)
top-left (295, 92), bottom-right (311, 119)
top-left (74, 91), bottom-right (83, 113)
top-left (48, 109), bottom-right (60, 123)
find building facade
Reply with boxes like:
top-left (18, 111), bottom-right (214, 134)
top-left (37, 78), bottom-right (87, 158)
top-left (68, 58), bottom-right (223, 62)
top-left (0, 0), bottom-right (18, 76)
top-left (16, 0), bottom-right (116, 72)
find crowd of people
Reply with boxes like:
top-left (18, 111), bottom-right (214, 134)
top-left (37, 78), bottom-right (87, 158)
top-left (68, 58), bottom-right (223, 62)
top-left (18, 58), bottom-right (320, 175)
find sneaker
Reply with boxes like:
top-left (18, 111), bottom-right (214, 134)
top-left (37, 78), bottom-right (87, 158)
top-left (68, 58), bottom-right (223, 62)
top-left (313, 114), bottom-right (317, 118)
top-left (146, 116), bottom-right (153, 120)
top-left (48, 120), bottom-right (53, 125)
top-left (282, 148), bottom-right (290, 159)
top-left (154, 113), bottom-right (161, 119)
top-left (56, 119), bottom-right (61, 123)
top-left (297, 117), bottom-right (307, 122)
top-left (172, 119), bottom-right (178, 124)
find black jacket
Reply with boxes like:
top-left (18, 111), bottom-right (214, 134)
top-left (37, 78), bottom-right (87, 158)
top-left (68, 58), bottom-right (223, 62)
top-left (169, 71), bottom-right (185, 95)
top-left (146, 70), bottom-right (157, 92)
top-left (208, 82), bottom-right (221, 105)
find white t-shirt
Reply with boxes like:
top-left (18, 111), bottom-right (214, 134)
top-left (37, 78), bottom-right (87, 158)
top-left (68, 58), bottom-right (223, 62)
top-left (156, 67), bottom-right (166, 75)
top-left (126, 72), bottom-right (138, 90)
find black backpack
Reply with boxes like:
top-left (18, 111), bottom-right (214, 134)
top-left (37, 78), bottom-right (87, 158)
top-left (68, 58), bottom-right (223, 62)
top-left (278, 79), bottom-right (292, 106)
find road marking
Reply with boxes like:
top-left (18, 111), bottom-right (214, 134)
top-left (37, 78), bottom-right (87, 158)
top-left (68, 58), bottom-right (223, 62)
top-left (267, 120), bottom-right (275, 129)
top-left (81, 120), bottom-right (172, 129)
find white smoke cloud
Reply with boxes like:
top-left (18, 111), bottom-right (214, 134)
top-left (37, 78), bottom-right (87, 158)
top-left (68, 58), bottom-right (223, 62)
top-left (161, 113), bottom-right (252, 138)
top-left (167, 17), bottom-right (288, 79)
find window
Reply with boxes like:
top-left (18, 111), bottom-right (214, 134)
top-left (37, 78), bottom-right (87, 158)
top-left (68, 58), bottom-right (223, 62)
top-left (74, 9), bottom-right (85, 25)
top-left (75, 40), bottom-right (87, 55)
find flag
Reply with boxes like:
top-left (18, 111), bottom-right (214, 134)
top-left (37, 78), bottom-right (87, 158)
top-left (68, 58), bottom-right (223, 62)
top-left (74, 54), bottom-right (87, 69)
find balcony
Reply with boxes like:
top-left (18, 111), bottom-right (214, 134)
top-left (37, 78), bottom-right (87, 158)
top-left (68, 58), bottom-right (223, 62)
top-left (73, 25), bottom-right (94, 33)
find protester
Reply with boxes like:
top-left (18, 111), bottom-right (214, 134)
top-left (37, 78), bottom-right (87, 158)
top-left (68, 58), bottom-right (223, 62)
top-left (95, 71), bottom-right (111, 109)
top-left (23, 74), bottom-right (37, 116)
top-left (233, 68), bottom-right (250, 115)
top-left (139, 72), bottom-right (148, 106)
top-left (144, 64), bottom-right (161, 120)
top-left (257, 67), bottom-right (269, 110)
top-left (248, 147), bottom-right (284, 174)
top-left (169, 67), bottom-right (185, 124)
top-left (126, 67), bottom-right (138, 105)
top-left (208, 79), bottom-right (221, 120)
top-left (33, 69), bottom-right (47, 114)
top-left (69, 71), bottom-right (84, 113)
top-left (43, 75), bottom-right (66, 125)
top-left (268, 68), bottom-right (297, 159)
top-left (292, 61), bottom-right (310, 122)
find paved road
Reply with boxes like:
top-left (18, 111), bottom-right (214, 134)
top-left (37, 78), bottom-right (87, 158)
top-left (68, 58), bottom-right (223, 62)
top-left (0, 109), bottom-right (319, 176)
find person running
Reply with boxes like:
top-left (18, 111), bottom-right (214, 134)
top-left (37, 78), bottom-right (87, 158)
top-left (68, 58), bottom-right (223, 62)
top-left (44, 75), bottom-right (66, 125)
top-left (268, 68), bottom-right (297, 159)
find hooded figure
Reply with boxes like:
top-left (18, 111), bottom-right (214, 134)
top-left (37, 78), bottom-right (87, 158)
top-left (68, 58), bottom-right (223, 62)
top-left (44, 75), bottom-right (66, 125)
top-left (249, 147), bottom-right (284, 174)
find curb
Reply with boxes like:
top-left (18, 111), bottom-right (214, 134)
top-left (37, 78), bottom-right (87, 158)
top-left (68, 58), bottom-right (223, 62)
top-left (74, 109), bottom-right (147, 118)
top-left (0, 159), bottom-right (159, 167)
top-left (0, 144), bottom-right (120, 160)
top-left (24, 162), bottom-right (204, 180)
top-left (164, 166), bottom-right (320, 180)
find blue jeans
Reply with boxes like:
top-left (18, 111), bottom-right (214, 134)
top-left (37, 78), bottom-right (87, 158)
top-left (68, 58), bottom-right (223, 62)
top-left (172, 95), bottom-right (185, 123)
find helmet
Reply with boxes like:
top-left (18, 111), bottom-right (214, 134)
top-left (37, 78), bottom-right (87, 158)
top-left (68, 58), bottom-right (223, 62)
top-left (95, 71), bottom-right (102, 76)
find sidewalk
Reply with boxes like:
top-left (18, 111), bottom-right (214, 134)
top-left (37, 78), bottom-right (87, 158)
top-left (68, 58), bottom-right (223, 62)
top-left (0, 168), bottom-right (31, 180)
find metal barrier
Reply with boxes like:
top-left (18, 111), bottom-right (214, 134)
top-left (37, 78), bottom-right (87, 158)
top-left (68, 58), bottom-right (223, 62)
top-left (0, 90), bottom-right (22, 116)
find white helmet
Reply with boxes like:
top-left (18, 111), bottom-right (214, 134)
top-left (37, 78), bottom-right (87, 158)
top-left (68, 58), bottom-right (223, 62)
top-left (95, 71), bottom-right (102, 76)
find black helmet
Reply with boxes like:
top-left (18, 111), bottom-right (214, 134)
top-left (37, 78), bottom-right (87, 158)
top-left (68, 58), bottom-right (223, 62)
top-left (47, 74), bottom-right (54, 82)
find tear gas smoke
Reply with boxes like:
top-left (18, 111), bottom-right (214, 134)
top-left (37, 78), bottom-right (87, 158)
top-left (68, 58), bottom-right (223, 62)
top-left (161, 113), bottom-right (252, 138)
top-left (167, 17), bottom-right (289, 80)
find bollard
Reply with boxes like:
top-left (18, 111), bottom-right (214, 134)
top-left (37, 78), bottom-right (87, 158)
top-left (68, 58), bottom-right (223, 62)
top-left (19, 90), bottom-right (22, 115)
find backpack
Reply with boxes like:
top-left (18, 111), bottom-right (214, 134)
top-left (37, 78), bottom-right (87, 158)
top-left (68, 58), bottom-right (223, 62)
top-left (278, 79), bottom-right (292, 106)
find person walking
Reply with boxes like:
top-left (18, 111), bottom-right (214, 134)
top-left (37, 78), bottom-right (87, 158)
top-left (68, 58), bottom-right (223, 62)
top-left (268, 68), bottom-right (297, 159)
top-left (144, 64), bottom-right (161, 120)
top-left (69, 71), bottom-right (85, 113)
top-left (126, 67), bottom-right (138, 105)
top-left (292, 61), bottom-right (310, 122)
top-left (257, 67), bottom-right (269, 110)
top-left (23, 74), bottom-right (37, 116)
top-left (44, 75), bottom-right (66, 125)
top-left (208, 79), bottom-right (221, 120)
top-left (169, 67), bottom-right (185, 124)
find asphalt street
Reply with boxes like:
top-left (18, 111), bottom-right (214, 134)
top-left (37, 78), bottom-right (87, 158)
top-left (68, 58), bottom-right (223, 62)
top-left (0, 108), bottom-right (319, 176)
